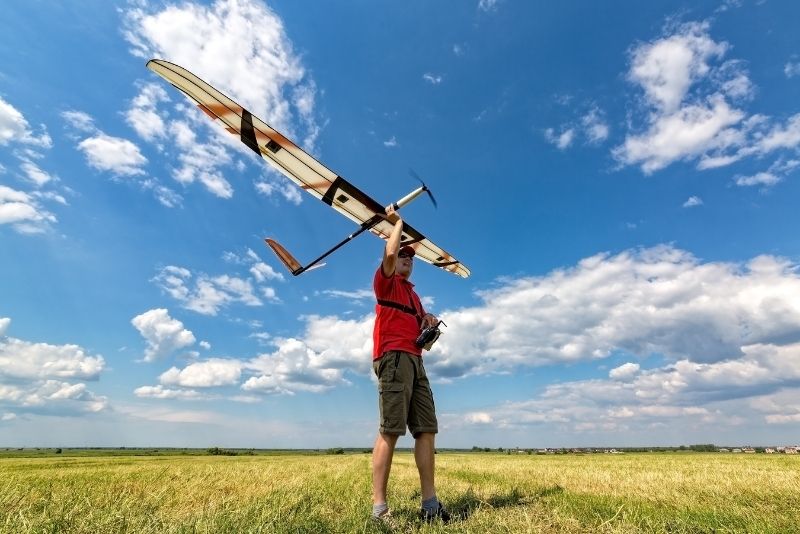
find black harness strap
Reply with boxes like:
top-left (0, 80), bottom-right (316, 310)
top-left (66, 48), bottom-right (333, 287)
top-left (377, 285), bottom-right (422, 326)
top-left (376, 299), bottom-right (418, 316)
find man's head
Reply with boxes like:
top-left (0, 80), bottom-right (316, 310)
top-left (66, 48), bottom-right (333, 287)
top-left (395, 245), bottom-right (415, 278)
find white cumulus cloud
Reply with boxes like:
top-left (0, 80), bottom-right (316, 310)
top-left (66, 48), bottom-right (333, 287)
top-left (430, 247), bottom-right (800, 378)
top-left (615, 21), bottom-right (800, 176)
top-left (123, 0), bottom-right (322, 200)
top-left (24, 380), bottom-right (108, 413)
top-left (217, 246), bottom-right (800, 405)
top-left (734, 172), bottom-right (780, 188)
top-left (77, 134), bottom-right (148, 176)
top-left (0, 185), bottom-right (57, 234)
top-left (61, 110), bottom-right (96, 133)
top-left (582, 107), bottom-right (610, 144)
top-left (133, 385), bottom-right (205, 400)
top-left (65, 109), bottom-right (174, 201)
top-left (242, 314), bottom-right (373, 395)
top-left (20, 160), bottom-right (56, 187)
top-left (453, 338), bottom-right (800, 439)
top-left (785, 61), bottom-right (800, 78)
top-left (754, 113), bottom-right (800, 154)
top-left (152, 265), bottom-right (265, 316)
top-left (0, 96), bottom-right (52, 148)
top-left (544, 128), bottom-right (575, 150)
top-left (250, 261), bottom-right (284, 283)
top-left (610, 362), bottom-right (641, 380)
top-left (628, 22), bottom-right (727, 114)
top-left (126, 82), bottom-right (171, 142)
top-left (616, 95), bottom-right (744, 173)
top-left (0, 323), bottom-right (108, 416)
top-left (131, 308), bottom-right (196, 362)
top-left (0, 337), bottom-right (104, 380)
top-left (167, 119), bottom-right (234, 198)
top-left (683, 196), bottom-right (703, 207)
top-left (160, 358), bottom-right (242, 388)
top-left (0, 98), bottom-right (61, 230)
top-left (465, 412), bottom-right (493, 424)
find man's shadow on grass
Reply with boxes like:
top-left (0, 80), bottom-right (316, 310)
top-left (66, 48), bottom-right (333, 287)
top-left (446, 485), bottom-right (564, 521)
top-left (405, 485), bottom-right (563, 523)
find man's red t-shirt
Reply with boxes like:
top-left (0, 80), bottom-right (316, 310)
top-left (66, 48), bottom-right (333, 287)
top-left (373, 265), bottom-right (425, 359)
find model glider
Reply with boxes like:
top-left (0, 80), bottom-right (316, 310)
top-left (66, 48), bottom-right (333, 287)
top-left (146, 59), bottom-right (470, 278)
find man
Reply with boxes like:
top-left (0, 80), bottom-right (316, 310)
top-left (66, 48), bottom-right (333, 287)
top-left (371, 206), bottom-right (450, 523)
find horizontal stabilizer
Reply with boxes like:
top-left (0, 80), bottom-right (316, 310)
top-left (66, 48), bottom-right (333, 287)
top-left (265, 238), bottom-right (303, 275)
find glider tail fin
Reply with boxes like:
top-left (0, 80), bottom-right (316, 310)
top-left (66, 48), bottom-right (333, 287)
top-left (265, 238), bottom-right (304, 276)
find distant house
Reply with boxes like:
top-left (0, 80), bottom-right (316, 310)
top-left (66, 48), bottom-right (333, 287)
top-left (743, 447), bottom-right (755, 454)
top-left (718, 448), bottom-right (730, 453)
top-left (732, 448), bottom-right (742, 453)
top-left (785, 447), bottom-right (798, 455)
top-left (765, 448), bottom-right (775, 454)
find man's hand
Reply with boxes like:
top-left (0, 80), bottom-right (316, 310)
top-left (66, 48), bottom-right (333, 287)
top-left (384, 204), bottom-right (401, 224)
top-left (421, 313), bottom-right (438, 329)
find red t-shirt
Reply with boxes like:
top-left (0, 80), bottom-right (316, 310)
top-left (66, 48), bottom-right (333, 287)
top-left (373, 265), bottom-right (425, 359)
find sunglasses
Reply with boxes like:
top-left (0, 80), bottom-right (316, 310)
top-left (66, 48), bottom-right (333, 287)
top-left (398, 251), bottom-right (414, 259)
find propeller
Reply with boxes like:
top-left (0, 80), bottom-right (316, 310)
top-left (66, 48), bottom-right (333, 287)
top-left (409, 168), bottom-right (438, 209)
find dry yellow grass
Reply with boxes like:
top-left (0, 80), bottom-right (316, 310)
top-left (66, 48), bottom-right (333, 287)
top-left (1, 452), bottom-right (798, 533)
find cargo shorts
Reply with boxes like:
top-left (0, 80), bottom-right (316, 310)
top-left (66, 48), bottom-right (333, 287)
top-left (373, 350), bottom-right (438, 437)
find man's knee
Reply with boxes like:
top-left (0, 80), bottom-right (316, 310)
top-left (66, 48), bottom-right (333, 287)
top-left (375, 432), bottom-right (400, 451)
top-left (381, 432), bottom-right (400, 444)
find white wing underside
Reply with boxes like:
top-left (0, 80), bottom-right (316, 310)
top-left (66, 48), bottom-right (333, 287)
top-left (147, 59), bottom-right (469, 278)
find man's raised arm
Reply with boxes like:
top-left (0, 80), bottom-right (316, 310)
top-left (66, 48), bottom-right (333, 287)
top-left (381, 206), bottom-right (404, 277)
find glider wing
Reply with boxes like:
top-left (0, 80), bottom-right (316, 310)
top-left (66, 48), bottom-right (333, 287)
top-left (146, 59), bottom-right (470, 278)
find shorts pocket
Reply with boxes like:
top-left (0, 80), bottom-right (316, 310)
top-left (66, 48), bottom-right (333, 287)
top-left (378, 382), bottom-right (407, 433)
top-left (378, 382), bottom-right (404, 394)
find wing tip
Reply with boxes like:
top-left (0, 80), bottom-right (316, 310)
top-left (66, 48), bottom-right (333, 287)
top-left (145, 58), bottom-right (165, 71)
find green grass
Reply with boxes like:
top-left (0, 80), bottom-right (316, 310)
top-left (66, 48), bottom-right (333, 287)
top-left (1, 452), bottom-right (798, 533)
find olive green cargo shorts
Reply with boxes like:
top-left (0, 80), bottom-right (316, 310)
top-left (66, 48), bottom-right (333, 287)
top-left (373, 350), bottom-right (438, 437)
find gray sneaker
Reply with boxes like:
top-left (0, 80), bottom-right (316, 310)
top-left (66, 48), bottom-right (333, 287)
top-left (372, 508), bottom-right (392, 522)
top-left (372, 508), bottom-right (397, 528)
top-left (420, 502), bottom-right (451, 523)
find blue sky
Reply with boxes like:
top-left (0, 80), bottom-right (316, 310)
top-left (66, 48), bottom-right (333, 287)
top-left (2, 0), bottom-right (800, 448)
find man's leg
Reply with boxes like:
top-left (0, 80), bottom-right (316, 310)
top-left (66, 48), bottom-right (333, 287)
top-left (372, 432), bottom-right (399, 505)
top-left (414, 432), bottom-right (436, 500)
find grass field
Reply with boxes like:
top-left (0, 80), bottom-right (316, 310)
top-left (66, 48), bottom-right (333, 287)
top-left (1, 451), bottom-right (798, 533)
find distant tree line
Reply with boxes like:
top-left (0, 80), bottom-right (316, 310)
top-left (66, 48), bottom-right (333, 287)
top-left (206, 447), bottom-right (256, 456)
top-left (469, 444), bottom-right (732, 454)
